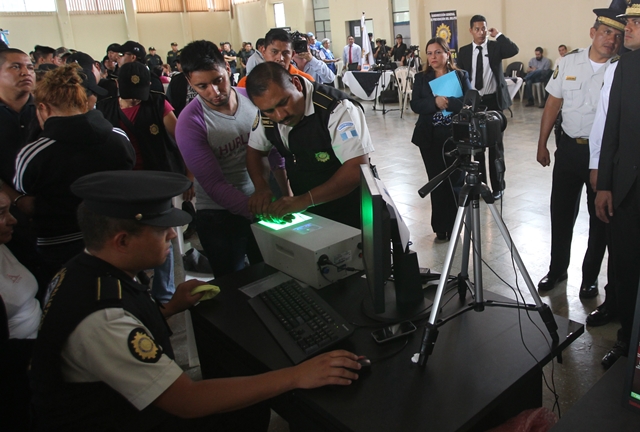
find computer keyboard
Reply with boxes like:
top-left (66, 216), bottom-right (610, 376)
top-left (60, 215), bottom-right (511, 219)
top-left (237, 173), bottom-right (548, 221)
top-left (248, 279), bottom-right (354, 364)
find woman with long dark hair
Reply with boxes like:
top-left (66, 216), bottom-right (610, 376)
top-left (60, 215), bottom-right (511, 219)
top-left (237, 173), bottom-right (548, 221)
top-left (410, 37), bottom-right (471, 240)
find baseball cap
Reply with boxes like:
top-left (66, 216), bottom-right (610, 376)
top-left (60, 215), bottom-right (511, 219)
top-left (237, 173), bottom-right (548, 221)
top-left (67, 52), bottom-right (108, 97)
top-left (117, 61), bottom-right (150, 101)
top-left (119, 41), bottom-right (146, 62)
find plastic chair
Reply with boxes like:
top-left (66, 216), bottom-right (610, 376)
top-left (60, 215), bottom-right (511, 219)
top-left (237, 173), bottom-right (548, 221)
top-left (504, 61), bottom-right (524, 78)
top-left (394, 66), bottom-right (414, 118)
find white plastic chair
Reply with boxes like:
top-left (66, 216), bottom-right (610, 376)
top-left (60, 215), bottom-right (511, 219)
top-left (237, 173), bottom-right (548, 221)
top-left (394, 67), bottom-right (414, 118)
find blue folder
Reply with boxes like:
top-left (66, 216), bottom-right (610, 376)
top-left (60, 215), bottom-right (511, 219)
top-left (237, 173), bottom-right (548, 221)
top-left (428, 71), bottom-right (463, 116)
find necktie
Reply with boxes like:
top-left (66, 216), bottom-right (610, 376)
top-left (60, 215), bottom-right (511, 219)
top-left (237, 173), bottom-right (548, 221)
top-left (475, 46), bottom-right (484, 91)
top-left (349, 46), bottom-right (352, 64)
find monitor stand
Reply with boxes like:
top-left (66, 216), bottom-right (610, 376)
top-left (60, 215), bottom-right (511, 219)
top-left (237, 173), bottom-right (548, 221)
top-left (362, 281), bottom-right (432, 323)
top-left (363, 250), bottom-right (433, 323)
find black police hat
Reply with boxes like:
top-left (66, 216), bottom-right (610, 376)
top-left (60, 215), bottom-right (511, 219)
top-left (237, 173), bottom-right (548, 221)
top-left (594, 4), bottom-right (626, 31)
top-left (118, 61), bottom-right (150, 101)
top-left (71, 171), bottom-right (192, 227)
top-left (67, 52), bottom-right (108, 97)
top-left (119, 41), bottom-right (146, 62)
top-left (617, 1), bottom-right (640, 18)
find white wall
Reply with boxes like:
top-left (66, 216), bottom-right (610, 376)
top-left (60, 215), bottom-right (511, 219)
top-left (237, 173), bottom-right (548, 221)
top-left (0, 0), bottom-right (621, 66)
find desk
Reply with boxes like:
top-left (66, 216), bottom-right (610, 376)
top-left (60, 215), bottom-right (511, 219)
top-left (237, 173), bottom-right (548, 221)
top-left (191, 264), bottom-right (583, 432)
top-left (550, 360), bottom-right (640, 431)
top-left (343, 71), bottom-right (394, 100)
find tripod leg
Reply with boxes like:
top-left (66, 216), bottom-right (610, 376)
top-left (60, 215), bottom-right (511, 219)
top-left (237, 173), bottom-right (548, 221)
top-left (470, 200), bottom-right (485, 309)
top-left (458, 207), bottom-right (472, 301)
top-left (486, 203), bottom-right (560, 343)
top-left (418, 204), bottom-right (466, 367)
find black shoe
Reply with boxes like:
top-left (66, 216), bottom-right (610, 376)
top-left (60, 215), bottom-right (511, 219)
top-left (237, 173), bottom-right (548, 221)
top-left (537, 272), bottom-right (568, 291)
top-left (435, 232), bottom-right (450, 241)
top-left (525, 100), bottom-right (535, 107)
top-left (601, 340), bottom-right (629, 369)
top-left (492, 190), bottom-right (504, 200)
top-left (586, 305), bottom-right (616, 327)
top-left (579, 280), bottom-right (599, 299)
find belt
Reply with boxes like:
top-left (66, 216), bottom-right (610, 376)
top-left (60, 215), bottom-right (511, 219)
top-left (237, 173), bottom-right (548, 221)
top-left (575, 138), bottom-right (589, 144)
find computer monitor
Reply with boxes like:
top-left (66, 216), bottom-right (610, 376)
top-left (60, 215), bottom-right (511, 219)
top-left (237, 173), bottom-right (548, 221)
top-left (360, 164), bottom-right (432, 322)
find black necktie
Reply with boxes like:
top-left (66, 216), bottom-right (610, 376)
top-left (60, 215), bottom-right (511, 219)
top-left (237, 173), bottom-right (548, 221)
top-left (475, 46), bottom-right (484, 91)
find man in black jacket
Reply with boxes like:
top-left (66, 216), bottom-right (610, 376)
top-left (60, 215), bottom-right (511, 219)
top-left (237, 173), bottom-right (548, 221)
top-left (457, 15), bottom-right (519, 199)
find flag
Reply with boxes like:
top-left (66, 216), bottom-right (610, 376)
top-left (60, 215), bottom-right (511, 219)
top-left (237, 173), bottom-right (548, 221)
top-left (361, 13), bottom-right (375, 66)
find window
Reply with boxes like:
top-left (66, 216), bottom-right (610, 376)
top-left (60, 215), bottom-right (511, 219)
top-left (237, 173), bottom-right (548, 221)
top-left (391, 0), bottom-right (410, 46)
top-left (274, 2), bottom-right (285, 28)
top-left (233, 0), bottom-right (259, 4)
top-left (312, 0), bottom-right (330, 40)
top-left (67, 0), bottom-right (124, 14)
top-left (136, 0), bottom-right (229, 13)
top-left (1, 0), bottom-right (56, 13)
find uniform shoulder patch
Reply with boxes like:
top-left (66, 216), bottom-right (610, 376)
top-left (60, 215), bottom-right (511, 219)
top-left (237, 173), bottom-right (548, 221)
top-left (553, 65), bottom-right (559, 79)
top-left (610, 55), bottom-right (620, 64)
top-left (252, 111), bottom-right (260, 131)
top-left (40, 268), bottom-right (67, 326)
top-left (128, 328), bottom-right (161, 363)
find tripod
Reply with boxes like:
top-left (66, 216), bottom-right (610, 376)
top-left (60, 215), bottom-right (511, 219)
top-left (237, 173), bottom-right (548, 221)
top-left (372, 65), bottom-right (399, 115)
top-left (416, 148), bottom-right (559, 367)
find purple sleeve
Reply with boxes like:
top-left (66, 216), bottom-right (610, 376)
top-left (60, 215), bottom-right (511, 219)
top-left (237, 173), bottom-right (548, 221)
top-left (268, 147), bottom-right (285, 171)
top-left (175, 100), bottom-right (252, 219)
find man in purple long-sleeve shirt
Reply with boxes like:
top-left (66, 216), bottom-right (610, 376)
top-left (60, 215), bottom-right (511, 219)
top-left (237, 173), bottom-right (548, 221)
top-left (175, 40), bottom-right (286, 277)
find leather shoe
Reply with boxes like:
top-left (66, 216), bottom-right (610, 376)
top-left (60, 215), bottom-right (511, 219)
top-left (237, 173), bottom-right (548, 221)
top-left (492, 190), bottom-right (504, 200)
top-left (586, 305), bottom-right (616, 327)
top-left (525, 100), bottom-right (534, 107)
top-left (537, 272), bottom-right (568, 291)
top-left (579, 281), bottom-right (598, 299)
top-left (601, 340), bottom-right (629, 369)
top-left (435, 232), bottom-right (450, 241)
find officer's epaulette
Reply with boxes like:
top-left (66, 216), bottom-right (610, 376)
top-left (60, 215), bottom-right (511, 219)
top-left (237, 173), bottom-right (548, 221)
top-left (566, 49), bottom-right (580, 56)
top-left (610, 55), bottom-right (620, 64)
top-left (313, 89), bottom-right (335, 111)
top-left (96, 275), bottom-right (123, 303)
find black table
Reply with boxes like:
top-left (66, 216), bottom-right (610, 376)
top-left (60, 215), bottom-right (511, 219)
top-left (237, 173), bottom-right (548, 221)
top-left (550, 359), bottom-right (640, 431)
top-left (190, 264), bottom-right (583, 432)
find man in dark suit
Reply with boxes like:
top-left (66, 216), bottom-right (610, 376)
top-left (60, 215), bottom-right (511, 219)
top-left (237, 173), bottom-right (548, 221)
top-left (595, 18), bottom-right (640, 367)
top-left (457, 15), bottom-right (519, 199)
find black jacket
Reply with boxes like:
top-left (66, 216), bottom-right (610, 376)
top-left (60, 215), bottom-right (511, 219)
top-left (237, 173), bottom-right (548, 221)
top-left (13, 110), bottom-right (135, 242)
top-left (410, 69), bottom-right (471, 147)
top-left (457, 35), bottom-right (519, 110)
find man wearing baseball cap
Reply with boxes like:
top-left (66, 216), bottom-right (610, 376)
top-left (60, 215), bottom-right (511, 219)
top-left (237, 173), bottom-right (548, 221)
top-left (145, 46), bottom-right (163, 68)
top-left (30, 170), bottom-right (362, 431)
top-left (167, 42), bottom-right (180, 71)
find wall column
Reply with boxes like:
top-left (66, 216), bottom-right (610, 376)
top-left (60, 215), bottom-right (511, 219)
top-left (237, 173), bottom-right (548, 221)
top-left (54, 0), bottom-right (76, 48)
top-left (123, 0), bottom-right (140, 41)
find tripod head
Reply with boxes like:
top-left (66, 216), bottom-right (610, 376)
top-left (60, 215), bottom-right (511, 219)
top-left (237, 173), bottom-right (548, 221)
top-left (417, 146), bottom-right (484, 198)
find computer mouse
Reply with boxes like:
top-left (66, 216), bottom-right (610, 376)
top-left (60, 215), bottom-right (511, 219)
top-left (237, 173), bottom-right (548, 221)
top-left (357, 356), bottom-right (372, 368)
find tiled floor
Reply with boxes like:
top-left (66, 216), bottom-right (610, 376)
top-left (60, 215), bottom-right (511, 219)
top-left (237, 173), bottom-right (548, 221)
top-left (169, 96), bottom-right (619, 429)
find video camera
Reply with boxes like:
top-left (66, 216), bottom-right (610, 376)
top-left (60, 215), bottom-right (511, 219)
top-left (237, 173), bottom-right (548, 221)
top-left (290, 31), bottom-right (308, 54)
top-left (406, 45), bottom-right (419, 55)
top-left (451, 90), bottom-right (505, 149)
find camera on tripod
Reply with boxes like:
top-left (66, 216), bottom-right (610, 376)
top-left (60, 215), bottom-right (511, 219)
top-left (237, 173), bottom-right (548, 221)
top-left (451, 90), bottom-right (505, 149)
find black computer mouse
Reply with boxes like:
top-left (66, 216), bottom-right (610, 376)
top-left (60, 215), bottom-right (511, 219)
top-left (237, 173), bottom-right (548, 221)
top-left (357, 356), bottom-right (372, 368)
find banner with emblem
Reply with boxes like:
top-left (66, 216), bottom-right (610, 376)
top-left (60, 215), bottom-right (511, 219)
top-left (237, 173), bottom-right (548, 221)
top-left (430, 10), bottom-right (458, 62)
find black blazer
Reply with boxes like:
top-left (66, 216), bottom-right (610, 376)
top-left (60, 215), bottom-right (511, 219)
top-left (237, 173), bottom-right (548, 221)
top-left (597, 49), bottom-right (640, 208)
top-left (457, 35), bottom-right (519, 110)
top-left (410, 69), bottom-right (471, 147)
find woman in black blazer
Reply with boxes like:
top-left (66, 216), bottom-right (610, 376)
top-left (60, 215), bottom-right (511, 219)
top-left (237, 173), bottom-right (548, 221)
top-left (410, 37), bottom-right (471, 240)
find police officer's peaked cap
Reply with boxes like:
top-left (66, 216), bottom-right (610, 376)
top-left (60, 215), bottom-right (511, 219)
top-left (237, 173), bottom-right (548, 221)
top-left (71, 171), bottom-right (192, 227)
top-left (617, 1), bottom-right (640, 18)
top-left (593, 2), bottom-right (627, 31)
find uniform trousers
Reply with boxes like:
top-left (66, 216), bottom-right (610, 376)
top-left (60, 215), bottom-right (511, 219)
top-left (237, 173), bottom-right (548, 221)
top-left (477, 93), bottom-right (505, 193)
top-left (549, 134), bottom-right (607, 285)
top-left (610, 183), bottom-right (640, 344)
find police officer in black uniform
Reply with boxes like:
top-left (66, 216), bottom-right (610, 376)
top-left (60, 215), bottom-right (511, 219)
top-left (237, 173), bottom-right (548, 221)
top-left (30, 170), bottom-right (362, 431)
